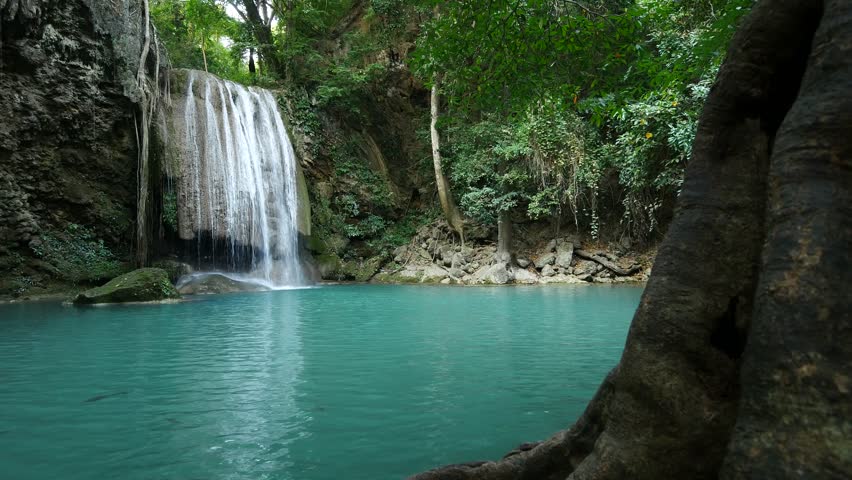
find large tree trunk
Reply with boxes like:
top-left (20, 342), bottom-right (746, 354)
top-left (431, 74), bottom-right (466, 244)
top-left (411, 1), bottom-right (850, 478)
top-left (720, 1), bottom-right (852, 476)
top-left (240, 0), bottom-right (282, 76)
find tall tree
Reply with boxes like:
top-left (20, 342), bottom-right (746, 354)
top-left (430, 74), bottom-right (466, 244)
top-left (411, 0), bottom-right (851, 477)
top-left (224, 0), bottom-right (282, 75)
top-left (184, 0), bottom-right (230, 72)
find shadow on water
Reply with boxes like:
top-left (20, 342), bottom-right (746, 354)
top-left (83, 391), bottom-right (129, 403)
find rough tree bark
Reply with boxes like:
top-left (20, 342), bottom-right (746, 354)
top-left (720, 1), bottom-right (852, 476)
top-left (411, 1), bottom-right (850, 478)
top-left (496, 211), bottom-right (512, 264)
top-left (430, 73), bottom-right (466, 245)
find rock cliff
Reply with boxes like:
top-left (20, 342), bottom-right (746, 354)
top-left (0, 0), bottom-right (155, 296)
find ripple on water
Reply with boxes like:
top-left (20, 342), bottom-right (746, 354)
top-left (0, 284), bottom-right (642, 480)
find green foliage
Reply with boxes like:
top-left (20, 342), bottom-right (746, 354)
top-left (442, 103), bottom-right (602, 234)
top-left (152, 0), bottom-right (258, 84)
top-left (150, 0), bottom-right (753, 248)
top-left (162, 191), bottom-right (178, 231)
top-left (411, 0), bottom-right (751, 242)
top-left (31, 224), bottom-right (126, 284)
top-left (315, 61), bottom-right (387, 116)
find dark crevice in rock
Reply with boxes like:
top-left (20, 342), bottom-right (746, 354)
top-left (710, 296), bottom-right (747, 360)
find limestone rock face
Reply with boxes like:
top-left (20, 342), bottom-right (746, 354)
top-left (73, 269), bottom-right (179, 304)
top-left (0, 0), bottom-right (153, 294)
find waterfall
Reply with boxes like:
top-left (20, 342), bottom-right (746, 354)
top-left (173, 70), bottom-right (307, 288)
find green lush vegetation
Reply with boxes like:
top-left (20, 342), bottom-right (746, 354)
top-left (31, 224), bottom-right (127, 284)
top-left (151, 0), bottom-right (751, 249)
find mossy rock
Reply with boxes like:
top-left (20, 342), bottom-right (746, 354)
top-left (72, 268), bottom-right (180, 305)
top-left (176, 273), bottom-right (264, 295)
top-left (316, 254), bottom-right (384, 282)
top-left (307, 234), bottom-right (349, 255)
top-left (150, 259), bottom-right (192, 283)
top-left (371, 272), bottom-right (422, 284)
top-left (340, 256), bottom-right (384, 282)
top-left (316, 254), bottom-right (343, 279)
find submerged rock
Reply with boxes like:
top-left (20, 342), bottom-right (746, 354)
top-left (73, 268), bottom-right (180, 305)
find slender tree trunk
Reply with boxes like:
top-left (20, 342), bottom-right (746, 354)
top-left (201, 42), bottom-right (208, 73)
top-left (496, 211), bottom-right (512, 264)
top-left (430, 73), bottom-right (465, 245)
top-left (412, 1), bottom-right (850, 478)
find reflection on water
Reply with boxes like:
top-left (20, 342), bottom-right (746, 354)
top-left (0, 285), bottom-right (642, 480)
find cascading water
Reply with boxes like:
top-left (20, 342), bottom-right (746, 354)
top-left (172, 70), bottom-right (308, 288)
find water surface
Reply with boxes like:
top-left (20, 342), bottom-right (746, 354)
top-left (0, 285), bottom-right (642, 479)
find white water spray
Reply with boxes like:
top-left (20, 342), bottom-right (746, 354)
top-left (175, 70), bottom-right (306, 288)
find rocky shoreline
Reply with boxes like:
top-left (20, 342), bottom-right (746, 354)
top-left (315, 222), bottom-right (653, 286)
top-left (2, 221), bottom-right (652, 303)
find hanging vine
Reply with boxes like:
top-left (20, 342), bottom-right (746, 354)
top-left (134, 0), bottom-right (166, 266)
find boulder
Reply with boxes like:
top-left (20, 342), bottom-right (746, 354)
top-left (555, 242), bottom-right (574, 268)
top-left (176, 273), bottom-right (264, 295)
top-left (541, 264), bottom-right (556, 277)
top-left (73, 268), bottom-right (179, 304)
top-left (449, 268), bottom-right (465, 279)
top-left (574, 260), bottom-right (602, 276)
top-left (440, 277), bottom-right (451, 285)
top-left (341, 256), bottom-right (384, 282)
top-left (544, 239), bottom-right (558, 252)
top-left (534, 252), bottom-right (556, 269)
top-left (516, 258), bottom-right (531, 268)
top-left (451, 252), bottom-right (467, 269)
top-left (151, 259), bottom-right (192, 283)
top-left (477, 263), bottom-right (513, 285)
top-left (514, 267), bottom-right (539, 284)
top-left (315, 254), bottom-right (343, 279)
top-left (420, 265), bottom-right (449, 283)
